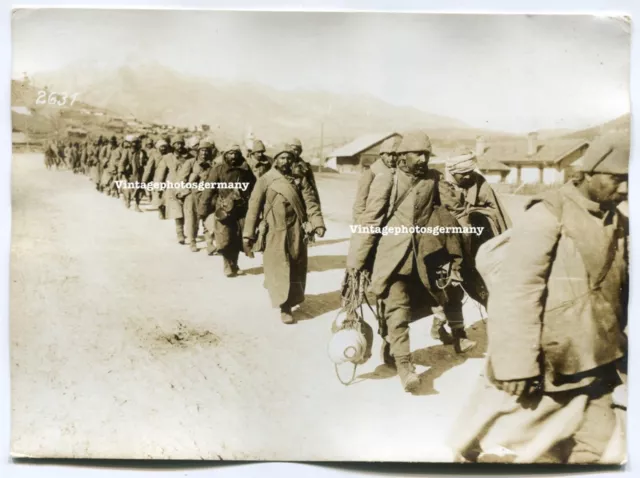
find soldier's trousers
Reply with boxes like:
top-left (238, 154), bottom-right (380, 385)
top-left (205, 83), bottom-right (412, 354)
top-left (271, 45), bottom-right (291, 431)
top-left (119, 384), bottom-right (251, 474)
top-left (383, 269), bottom-right (465, 358)
top-left (214, 217), bottom-right (244, 270)
top-left (383, 267), bottom-right (429, 359)
top-left (122, 185), bottom-right (142, 206)
top-left (182, 194), bottom-right (199, 243)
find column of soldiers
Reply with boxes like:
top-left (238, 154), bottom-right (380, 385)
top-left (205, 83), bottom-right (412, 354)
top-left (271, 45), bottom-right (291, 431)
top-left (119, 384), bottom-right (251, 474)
top-left (42, 128), bottom-right (628, 463)
top-left (45, 132), bottom-right (326, 324)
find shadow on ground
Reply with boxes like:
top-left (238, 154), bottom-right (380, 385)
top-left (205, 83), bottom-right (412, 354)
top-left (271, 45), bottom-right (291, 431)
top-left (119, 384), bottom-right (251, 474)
top-left (411, 320), bottom-right (487, 396)
top-left (308, 255), bottom-right (346, 273)
top-left (244, 254), bottom-right (346, 276)
top-left (355, 320), bottom-right (487, 392)
top-left (308, 237), bottom-right (349, 248)
top-left (295, 290), bottom-right (342, 321)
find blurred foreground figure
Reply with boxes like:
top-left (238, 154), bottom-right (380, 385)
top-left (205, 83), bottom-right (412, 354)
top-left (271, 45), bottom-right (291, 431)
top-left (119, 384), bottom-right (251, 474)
top-left (449, 132), bottom-right (629, 464)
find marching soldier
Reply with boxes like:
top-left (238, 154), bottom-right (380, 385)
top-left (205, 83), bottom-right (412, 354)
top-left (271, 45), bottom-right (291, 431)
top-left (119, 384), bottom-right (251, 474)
top-left (187, 136), bottom-right (200, 157)
top-left (190, 139), bottom-right (218, 256)
top-left (184, 139), bottom-right (216, 252)
top-left (198, 144), bottom-right (256, 277)
top-left (352, 135), bottom-right (401, 224)
top-left (100, 136), bottom-right (122, 197)
top-left (246, 139), bottom-right (273, 178)
top-left (118, 135), bottom-right (148, 212)
top-left (287, 138), bottom-right (321, 206)
top-left (44, 141), bottom-right (56, 170)
top-left (243, 144), bottom-right (326, 323)
top-left (63, 142), bottom-right (73, 171)
top-left (142, 139), bottom-right (170, 219)
top-left (141, 137), bottom-right (156, 202)
top-left (449, 132), bottom-right (629, 464)
top-left (346, 131), bottom-right (475, 393)
top-left (442, 146), bottom-right (511, 243)
top-left (164, 136), bottom-right (196, 244)
top-left (88, 137), bottom-right (103, 190)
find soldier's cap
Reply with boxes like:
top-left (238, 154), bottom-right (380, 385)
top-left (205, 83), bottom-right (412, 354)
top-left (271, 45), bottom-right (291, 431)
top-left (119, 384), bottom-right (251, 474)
top-left (110, 135), bottom-right (117, 142)
top-left (287, 138), bottom-right (303, 149)
top-left (224, 143), bottom-right (242, 154)
top-left (251, 139), bottom-right (266, 153)
top-left (187, 136), bottom-right (200, 149)
top-left (578, 132), bottom-right (629, 175)
top-left (124, 134), bottom-right (138, 143)
top-left (273, 144), bottom-right (296, 159)
top-left (396, 131), bottom-right (434, 155)
top-left (172, 135), bottom-right (185, 145)
top-left (379, 135), bottom-right (403, 154)
top-left (198, 140), bottom-right (213, 150)
top-left (156, 139), bottom-right (168, 148)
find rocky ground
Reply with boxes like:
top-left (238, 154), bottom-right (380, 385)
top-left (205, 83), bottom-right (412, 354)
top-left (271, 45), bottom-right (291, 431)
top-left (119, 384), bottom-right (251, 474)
top-left (10, 153), bottom-right (527, 461)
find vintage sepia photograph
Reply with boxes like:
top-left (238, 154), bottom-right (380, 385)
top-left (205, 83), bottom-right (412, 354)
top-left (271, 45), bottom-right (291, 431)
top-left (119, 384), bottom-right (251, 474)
top-left (9, 9), bottom-right (630, 463)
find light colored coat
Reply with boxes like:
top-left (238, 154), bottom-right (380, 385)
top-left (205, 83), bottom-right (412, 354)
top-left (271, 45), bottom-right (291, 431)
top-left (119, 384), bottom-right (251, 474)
top-left (163, 153), bottom-right (195, 219)
top-left (243, 169), bottom-right (324, 308)
top-left (352, 158), bottom-right (392, 224)
top-left (449, 182), bottom-right (628, 463)
top-left (488, 182), bottom-right (627, 391)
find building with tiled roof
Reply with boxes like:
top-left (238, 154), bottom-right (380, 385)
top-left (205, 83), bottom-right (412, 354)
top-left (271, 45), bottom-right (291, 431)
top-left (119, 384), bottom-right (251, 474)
top-left (473, 133), bottom-right (589, 184)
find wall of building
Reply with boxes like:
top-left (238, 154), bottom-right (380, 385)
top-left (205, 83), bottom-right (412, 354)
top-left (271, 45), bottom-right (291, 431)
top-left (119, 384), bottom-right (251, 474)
top-left (484, 172), bottom-right (505, 184)
top-left (543, 167), bottom-right (564, 184)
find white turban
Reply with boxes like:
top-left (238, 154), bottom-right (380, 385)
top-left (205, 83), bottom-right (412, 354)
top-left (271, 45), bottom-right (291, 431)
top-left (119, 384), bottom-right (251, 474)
top-left (446, 149), bottom-right (477, 174)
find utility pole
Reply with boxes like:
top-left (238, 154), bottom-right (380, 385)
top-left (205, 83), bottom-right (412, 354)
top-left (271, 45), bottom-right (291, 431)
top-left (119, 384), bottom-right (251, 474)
top-left (319, 121), bottom-right (324, 171)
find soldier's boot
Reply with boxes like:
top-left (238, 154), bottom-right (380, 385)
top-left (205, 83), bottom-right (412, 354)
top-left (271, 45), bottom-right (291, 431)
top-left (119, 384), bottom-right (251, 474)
top-left (175, 219), bottom-right (186, 244)
top-left (430, 315), bottom-right (453, 344)
top-left (381, 340), bottom-right (395, 368)
top-left (158, 205), bottom-right (166, 220)
top-left (223, 258), bottom-right (237, 278)
top-left (452, 328), bottom-right (476, 354)
top-left (381, 341), bottom-right (415, 372)
top-left (280, 305), bottom-right (295, 325)
top-left (395, 354), bottom-right (420, 393)
top-left (205, 233), bottom-right (217, 255)
top-left (189, 240), bottom-right (198, 252)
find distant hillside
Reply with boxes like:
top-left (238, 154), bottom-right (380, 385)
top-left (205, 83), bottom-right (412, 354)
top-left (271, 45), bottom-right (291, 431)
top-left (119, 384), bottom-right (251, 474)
top-left (31, 61), bottom-right (472, 148)
top-left (11, 79), bottom-right (127, 140)
top-left (560, 113), bottom-right (630, 140)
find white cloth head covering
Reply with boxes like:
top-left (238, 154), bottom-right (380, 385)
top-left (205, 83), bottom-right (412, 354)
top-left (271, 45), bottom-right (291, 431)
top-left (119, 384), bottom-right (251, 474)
top-left (446, 147), bottom-right (477, 174)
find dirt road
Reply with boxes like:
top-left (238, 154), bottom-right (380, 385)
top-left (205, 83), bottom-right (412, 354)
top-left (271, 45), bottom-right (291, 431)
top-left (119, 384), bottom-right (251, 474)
top-left (11, 154), bottom-right (503, 461)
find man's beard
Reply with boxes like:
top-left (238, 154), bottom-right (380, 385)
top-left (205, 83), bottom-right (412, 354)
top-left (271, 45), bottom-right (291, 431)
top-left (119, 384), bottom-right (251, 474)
top-left (400, 160), bottom-right (428, 178)
top-left (225, 155), bottom-right (241, 166)
top-left (275, 162), bottom-right (292, 176)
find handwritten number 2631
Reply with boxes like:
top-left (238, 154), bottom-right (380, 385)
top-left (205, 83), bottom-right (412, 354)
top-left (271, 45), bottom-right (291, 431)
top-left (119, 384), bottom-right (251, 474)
top-left (35, 91), bottom-right (78, 107)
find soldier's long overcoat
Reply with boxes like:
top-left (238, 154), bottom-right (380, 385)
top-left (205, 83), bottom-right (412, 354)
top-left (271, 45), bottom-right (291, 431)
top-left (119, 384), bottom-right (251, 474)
top-left (243, 168), bottom-right (325, 308)
top-left (163, 152), bottom-right (195, 219)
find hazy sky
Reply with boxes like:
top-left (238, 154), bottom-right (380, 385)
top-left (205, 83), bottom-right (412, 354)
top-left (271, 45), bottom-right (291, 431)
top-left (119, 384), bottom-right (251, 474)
top-left (11, 9), bottom-right (631, 133)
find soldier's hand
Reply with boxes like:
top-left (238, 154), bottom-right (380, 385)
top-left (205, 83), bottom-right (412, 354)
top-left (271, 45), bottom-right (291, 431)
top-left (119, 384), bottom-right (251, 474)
top-left (243, 237), bottom-right (254, 248)
top-left (314, 226), bottom-right (326, 238)
top-left (496, 378), bottom-right (537, 397)
top-left (450, 269), bottom-right (463, 284)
